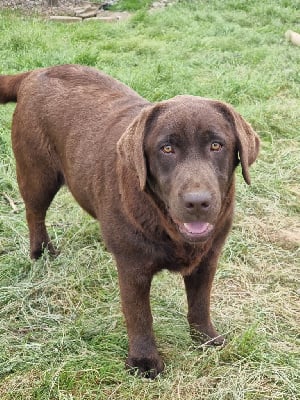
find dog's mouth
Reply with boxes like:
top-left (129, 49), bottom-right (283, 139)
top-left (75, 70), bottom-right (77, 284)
top-left (177, 221), bottom-right (214, 242)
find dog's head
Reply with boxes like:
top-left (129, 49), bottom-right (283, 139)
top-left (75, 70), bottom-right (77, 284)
top-left (117, 95), bottom-right (259, 243)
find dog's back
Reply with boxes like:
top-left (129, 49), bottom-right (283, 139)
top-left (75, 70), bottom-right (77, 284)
top-left (0, 65), bottom-right (150, 240)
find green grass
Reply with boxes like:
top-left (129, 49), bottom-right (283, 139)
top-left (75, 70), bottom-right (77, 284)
top-left (0, 0), bottom-right (299, 398)
top-left (111, 0), bottom-right (154, 11)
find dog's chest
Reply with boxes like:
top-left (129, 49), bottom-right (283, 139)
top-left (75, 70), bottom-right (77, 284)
top-left (153, 237), bottom-right (210, 276)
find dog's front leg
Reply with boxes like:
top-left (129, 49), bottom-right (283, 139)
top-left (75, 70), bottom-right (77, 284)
top-left (116, 258), bottom-right (164, 378)
top-left (183, 254), bottom-right (225, 346)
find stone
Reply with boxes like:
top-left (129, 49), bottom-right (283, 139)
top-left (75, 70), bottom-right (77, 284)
top-left (77, 9), bottom-right (99, 18)
top-left (75, 5), bottom-right (99, 18)
top-left (84, 15), bottom-right (117, 22)
top-left (97, 10), bottom-right (131, 21)
top-left (49, 16), bottom-right (82, 22)
top-left (285, 30), bottom-right (300, 46)
top-left (74, 7), bottom-right (87, 14)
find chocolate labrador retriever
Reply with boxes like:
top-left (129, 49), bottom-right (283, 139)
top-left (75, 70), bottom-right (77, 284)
top-left (0, 65), bottom-right (259, 378)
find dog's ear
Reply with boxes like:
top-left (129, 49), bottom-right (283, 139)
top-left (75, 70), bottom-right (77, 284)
top-left (117, 104), bottom-right (160, 191)
top-left (215, 101), bottom-right (260, 185)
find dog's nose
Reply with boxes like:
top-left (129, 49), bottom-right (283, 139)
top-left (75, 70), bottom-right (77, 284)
top-left (182, 191), bottom-right (212, 213)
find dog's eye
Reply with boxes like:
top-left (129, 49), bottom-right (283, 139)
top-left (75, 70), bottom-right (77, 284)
top-left (210, 142), bottom-right (223, 152)
top-left (161, 144), bottom-right (175, 154)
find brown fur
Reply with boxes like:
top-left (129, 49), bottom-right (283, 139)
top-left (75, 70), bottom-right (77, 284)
top-left (0, 65), bottom-right (260, 378)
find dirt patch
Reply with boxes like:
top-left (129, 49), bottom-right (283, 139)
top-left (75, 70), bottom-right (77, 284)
top-left (0, 0), bottom-right (88, 15)
top-left (0, 0), bottom-right (177, 16)
top-left (243, 215), bottom-right (300, 250)
top-left (277, 227), bottom-right (300, 247)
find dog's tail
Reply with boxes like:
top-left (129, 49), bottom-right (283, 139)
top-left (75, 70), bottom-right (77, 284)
top-left (0, 71), bottom-right (31, 104)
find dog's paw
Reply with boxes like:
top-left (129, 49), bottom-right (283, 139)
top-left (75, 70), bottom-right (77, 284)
top-left (30, 242), bottom-right (59, 260)
top-left (126, 355), bottom-right (164, 379)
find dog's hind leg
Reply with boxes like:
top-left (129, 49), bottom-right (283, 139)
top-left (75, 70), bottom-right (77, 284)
top-left (12, 128), bottom-right (63, 259)
top-left (17, 163), bottom-right (62, 260)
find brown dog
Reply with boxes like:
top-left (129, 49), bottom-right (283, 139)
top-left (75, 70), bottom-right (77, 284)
top-left (0, 65), bottom-right (259, 378)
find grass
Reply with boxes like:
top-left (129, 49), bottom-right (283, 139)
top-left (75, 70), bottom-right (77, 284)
top-left (0, 0), bottom-right (299, 398)
top-left (111, 0), bottom-right (154, 11)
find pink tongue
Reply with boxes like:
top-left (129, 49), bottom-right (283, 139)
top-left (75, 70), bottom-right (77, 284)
top-left (183, 222), bottom-right (209, 234)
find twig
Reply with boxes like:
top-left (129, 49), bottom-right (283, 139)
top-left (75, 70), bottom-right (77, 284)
top-left (3, 192), bottom-right (19, 213)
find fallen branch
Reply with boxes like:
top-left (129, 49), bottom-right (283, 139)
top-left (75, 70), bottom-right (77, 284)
top-left (3, 192), bottom-right (18, 213)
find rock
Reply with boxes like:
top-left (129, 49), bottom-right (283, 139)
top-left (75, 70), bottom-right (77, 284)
top-left (97, 10), bottom-right (131, 20)
top-left (76, 9), bottom-right (99, 18)
top-left (49, 16), bottom-right (82, 22)
top-left (285, 30), bottom-right (300, 46)
top-left (84, 16), bottom-right (117, 22)
top-left (75, 5), bottom-right (99, 18)
top-left (84, 11), bottom-right (131, 22)
top-left (74, 7), bottom-right (87, 14)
